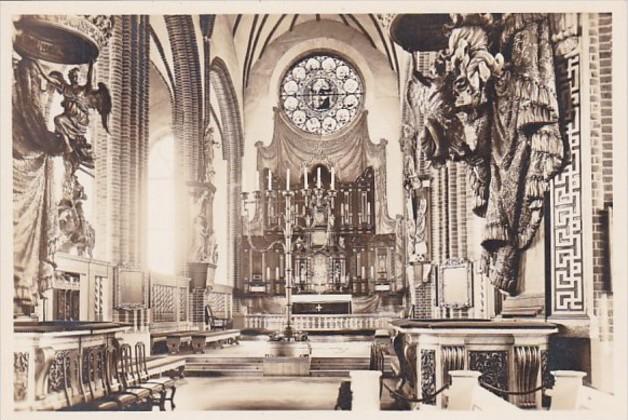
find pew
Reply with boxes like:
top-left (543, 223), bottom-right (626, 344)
top-left (190, 329), bottom-right (241, 353)
top-left (151, 329), bottom-right (241, 354)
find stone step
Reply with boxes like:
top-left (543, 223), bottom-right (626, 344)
top-left (185, 369), bottom-right (264, 377)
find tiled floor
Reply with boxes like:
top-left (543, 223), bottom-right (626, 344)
top-left (173, 376), bottom-right (345, 410)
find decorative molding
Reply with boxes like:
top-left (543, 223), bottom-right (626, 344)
top-left (48, 351), bottom-right (69, 393)
top-left (551, 13), bottom-right (580, 57)
top-left (468, 351), bottom-right (508, 398)
top-left (540, 349), bottom-right (554, 389)
top-left (550, 51), bottom-right (585, 315)
top-left (438, 258), bottom-right (473, 309)
top-left (420, 349), bottom-right (436, 405)
top-left (514, 346), bottom-right (541, 408)
top-left (14, 352), bottom-right (29, 402)
top-left (441, 345), bottom-right (464, 385)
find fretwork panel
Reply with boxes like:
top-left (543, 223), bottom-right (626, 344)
top-left (151, 284), bottom-right (176, 322)
top-left (550, 51), bottom-right (585, 315)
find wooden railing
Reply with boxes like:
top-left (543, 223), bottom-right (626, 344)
top-left (243, 314), bottom-right (398, 331)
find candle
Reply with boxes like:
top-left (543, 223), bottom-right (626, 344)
top-left (266, 266), bottom-right (270, 281)
top-left (361, 266), bottom-right (366, 279)
top-left (286, 168), bottom-right (290, 191)
top-left (317, 167), bottom-right (322, 188)
top-left (268, 170), bottom-right (272, 191)
top-left (275, 267), bottom-right (279, 280)
top-left (256, 170), bottom-right (260, 191)
top-left (303, 166), bottom-right (308, 189)
top-left (331, 167), bottom-right (335, 190)
top-left (370, 266), bottom-right (375, 279)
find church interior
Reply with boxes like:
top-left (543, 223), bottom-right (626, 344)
top-left (5, 10), bottom-right (625, 413)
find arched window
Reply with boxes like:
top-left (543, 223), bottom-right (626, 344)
top-left (280, 53), bottom-right (364, 136)
top-left (147, 136), bottom-right (176, 274)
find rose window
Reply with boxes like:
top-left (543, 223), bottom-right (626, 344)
top-left (280, 54), bottom-right (364, 136)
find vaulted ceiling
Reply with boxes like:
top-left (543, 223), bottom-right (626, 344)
top-left (228, 14), bottom-right (401, 90)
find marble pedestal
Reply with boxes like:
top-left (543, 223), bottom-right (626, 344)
top-left (391, 319), bottom-right (558, 409)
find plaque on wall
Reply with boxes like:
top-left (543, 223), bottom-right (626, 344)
top-left (115, 268), bottom-right (148, 309)
top-left (438, 259), bottom-right (473, 309)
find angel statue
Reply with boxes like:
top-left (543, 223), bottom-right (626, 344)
top-left (33, 59), bottom-right (111, 174)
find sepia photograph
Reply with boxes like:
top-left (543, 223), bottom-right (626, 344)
top-left (0, 1), bottom-right (626, 418)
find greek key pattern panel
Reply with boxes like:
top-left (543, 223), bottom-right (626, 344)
top-left (550, 51), bottom-right (585, 315)
top-left (420, 349), bottom-right (436, 405)
top-left (14, 352), bottom-right (29, 402)
top-left (468, 351), bottom-right (508, 398)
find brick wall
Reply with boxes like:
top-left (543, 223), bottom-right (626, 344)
top-left (94, 16), bottom-right (150, 267)
top-left (588, 13), bottom-right (613, 342)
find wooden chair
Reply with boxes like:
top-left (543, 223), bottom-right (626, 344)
top-left (121, 342), bottom-right (170, 411)
top-left (118, 343), bottom-right (165, 410)
top-left (105, 344), bottom-right (153, 410)
top-left (65, 346), bottom-right (134, 411)
top-left (134, 341), bottom-right (177, 410)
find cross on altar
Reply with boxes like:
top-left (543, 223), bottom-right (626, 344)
top-left (315, 304), bottom-right (323, 313)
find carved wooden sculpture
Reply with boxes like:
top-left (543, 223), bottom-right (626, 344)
top-left (12, 15), bottom-right (113, 316)
top-left (406, 14), bottom-right (565, 296)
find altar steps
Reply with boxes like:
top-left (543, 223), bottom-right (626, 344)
top-left (185, 357), bottom-right (263, 376)
top-left (184, 356), bottom-right (395, 377)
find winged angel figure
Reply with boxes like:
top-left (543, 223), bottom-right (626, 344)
top-left (33, 59), bottom-right (111, 174)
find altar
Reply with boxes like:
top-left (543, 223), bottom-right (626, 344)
top-left (292, 294), bottom-right (352, 314)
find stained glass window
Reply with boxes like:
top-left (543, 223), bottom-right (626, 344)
top-left (280, 54), bottom-right (364, 136)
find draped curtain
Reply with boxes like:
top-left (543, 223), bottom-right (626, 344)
top-left (12, 58), bottom-right (62, 313)
top-left (256, 109), bottom-right (396, 234)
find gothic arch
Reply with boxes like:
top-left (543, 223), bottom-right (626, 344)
top-left (164, 15), bottom-right (203, 274)
top-left (210, 57), bottom-right (244, 289)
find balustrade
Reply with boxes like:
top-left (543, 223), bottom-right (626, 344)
top-left (243, 313), bottom-right (397, 331)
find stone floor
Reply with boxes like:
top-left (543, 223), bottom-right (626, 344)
top-left (184, 336), bottom-right (372, 358)
top-left (172, 376), bottom-right (345, 410)
top-left (157, 335), bottom-right (397, 410)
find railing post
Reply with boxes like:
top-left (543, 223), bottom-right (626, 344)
top-left (548, 371), bottom-right (586, 409)
top-left (350, 370), bottom-right (381, 411)
top-left (447, 370), bottom-right (482, 410)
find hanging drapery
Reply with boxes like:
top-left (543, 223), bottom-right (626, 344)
top-left (12, 58), bottom-right (62, 315)
top-left (256, 109), bottom-right (396, 234)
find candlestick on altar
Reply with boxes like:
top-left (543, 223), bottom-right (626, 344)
top-left (317, 167), bottom-right (322, 188)
top-left (268, 170), bottom-right (272, 191)
top-left (331, 167), bottom-right (335, 190)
